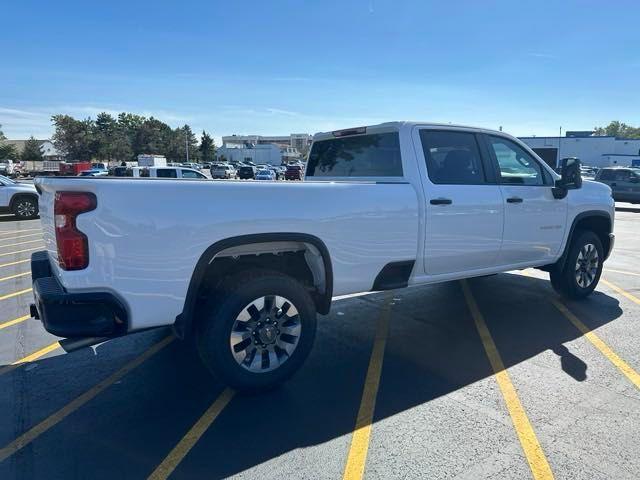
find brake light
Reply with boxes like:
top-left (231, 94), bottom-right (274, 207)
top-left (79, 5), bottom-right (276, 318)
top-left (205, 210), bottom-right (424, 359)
top-left (331, 126), bottom-right (366, 137)
top-left (54, 192), bottom-right (97, 270)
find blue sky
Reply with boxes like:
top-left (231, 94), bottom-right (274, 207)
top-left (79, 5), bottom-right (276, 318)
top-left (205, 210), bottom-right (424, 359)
top-left (2, 0), bottom-right (639, 142)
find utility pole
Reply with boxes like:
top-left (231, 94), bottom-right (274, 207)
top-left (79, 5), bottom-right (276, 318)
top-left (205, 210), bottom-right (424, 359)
top-left (185, 130), bottom-right (189, 163)
top-left (558, 126), bottom-right (562, 166)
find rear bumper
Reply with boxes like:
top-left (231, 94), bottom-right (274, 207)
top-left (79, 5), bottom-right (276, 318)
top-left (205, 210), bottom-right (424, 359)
top-left (30, 251), bottom-right (128, 337)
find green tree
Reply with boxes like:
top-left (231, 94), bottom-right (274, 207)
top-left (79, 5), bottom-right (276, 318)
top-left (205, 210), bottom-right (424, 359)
top-left (167, 125), bottom-right (200, 162)
top-left (51, 115), bottom-right (96, 160)
top-left (199, 130), bottom-right (216, 162)
top-left (594, 121), bottom-right (640, 139)
top-left (0, 124), bottom-right (18, 159)
top-left (21, 136), bottom-right (43, 162)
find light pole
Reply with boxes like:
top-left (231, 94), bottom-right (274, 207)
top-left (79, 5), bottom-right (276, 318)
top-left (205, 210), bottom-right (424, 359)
top-left (185, 130), bottom-right (189, 163)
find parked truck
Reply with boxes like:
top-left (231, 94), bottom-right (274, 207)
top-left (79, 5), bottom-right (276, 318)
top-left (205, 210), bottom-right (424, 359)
top-left (30, 122), bottom-right (615, 392)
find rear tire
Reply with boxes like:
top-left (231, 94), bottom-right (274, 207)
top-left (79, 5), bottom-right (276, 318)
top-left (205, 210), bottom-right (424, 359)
top-left (12, 196), bottom-right (38, 220)
top-left (196, 269), bottom-right (317, 392)
top-left (549, 230), bottom-right (603, 299)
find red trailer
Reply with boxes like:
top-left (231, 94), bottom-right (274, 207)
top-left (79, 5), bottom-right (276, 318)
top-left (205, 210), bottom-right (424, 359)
top-left (59, 162), bottom-right (92, 176)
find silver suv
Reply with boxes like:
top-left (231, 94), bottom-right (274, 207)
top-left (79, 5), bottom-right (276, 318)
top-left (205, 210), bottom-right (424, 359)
top-left (595, 167), bottom-right (640, 204)
top-left (0, 175), bottom-right (39, 219)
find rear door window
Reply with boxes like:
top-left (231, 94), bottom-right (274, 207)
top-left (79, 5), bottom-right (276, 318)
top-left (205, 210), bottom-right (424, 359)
top-left (614, 170), bottom-right (631, 182)
top-left (306, 132), bottom-right (402, 178)
top-left (156, 168), bottom-right (178, 178)
top-left (597, 169), bottom-right (615, 181)
top-left (419, 130), bottom-right (487, 184)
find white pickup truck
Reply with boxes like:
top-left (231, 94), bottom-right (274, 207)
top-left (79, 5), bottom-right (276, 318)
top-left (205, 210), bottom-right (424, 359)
top-left (30, 122), bottom-right (615, 391)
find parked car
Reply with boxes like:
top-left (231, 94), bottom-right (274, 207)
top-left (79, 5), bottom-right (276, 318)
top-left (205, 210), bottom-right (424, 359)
top-left (285, 164), bottom-right (304, 180)
top-left (255, 169), bottom-right (276, 180)
top-left (31, 121), bottom-right (615, 393)
top-left (211, 164), bottom-right (237, 179)
top-left (595, 167), bottom-right (640, 203)
top-left (270, 166), bottom-right (284, 180)
top-left (237, 165), bottom-right (256, 179)
top-left (0, 174), bottom-right (39, 219)
top-left (181, 162), bottom-right (202, 170)
top-left (79, 169), bottom-right (109, 177)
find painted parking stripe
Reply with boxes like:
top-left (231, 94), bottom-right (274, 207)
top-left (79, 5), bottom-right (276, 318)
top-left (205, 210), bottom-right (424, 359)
top-left (343, 296), bottom-right (392, 480)
top-left (0, 314), bottom-right (31, 331)
top-left (461, 280), bottom-right (554, 480)
top-left (0, 341), bottom-right (61, 377)
top-left (0, 336), bottom-right (174, 462)
top-left (0, 247), bottom-right (42, 258)
top-left (0, 232), bottom-right (43, 243)
top-left (606, 268), bottom-right (640, 278)
top-left (601, 278), bottom-right (640, 306)
top-left (147, 388), bottom-right (235, 480)
top-left (0, 228), bottom-right (41, 236)
top-left (0, 288), bottom-right (32, 301)
top-left (550, 299), bottom-right (640, 389)
top-left (0, 271), bottom-right (31, 283)
top-left (0, 239), bottom-right (43, 249)
top-left (0, 259), bottom-right (30, 269)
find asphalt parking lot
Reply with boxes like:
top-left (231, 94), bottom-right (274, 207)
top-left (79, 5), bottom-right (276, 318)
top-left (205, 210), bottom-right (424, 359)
top-left (0, 205), bottom-right (639, 479)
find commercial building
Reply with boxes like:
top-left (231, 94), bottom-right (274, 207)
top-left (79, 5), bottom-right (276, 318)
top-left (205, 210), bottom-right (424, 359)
top-left (519, 132), bottom-right (640, 168)
top-left (222, 133), bottom-right (312, 152)
top-left (216, 144), bottom-right (287, 165)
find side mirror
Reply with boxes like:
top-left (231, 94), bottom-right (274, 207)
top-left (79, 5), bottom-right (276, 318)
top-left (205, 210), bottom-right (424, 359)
top-left (630, 176), bottom-right (639, 184)
top-left (552, 157), bottom-right (582, 199)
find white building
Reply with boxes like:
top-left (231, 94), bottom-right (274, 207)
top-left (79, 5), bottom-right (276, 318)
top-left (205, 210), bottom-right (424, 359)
top-left (519, 133), bottom-right (640, 168)
top-left (222, 133), bottom-right (312, 152)
top-left (5, 139), bottom-right (63, 160)
top-left (216, 144), bottom-right (285, 165)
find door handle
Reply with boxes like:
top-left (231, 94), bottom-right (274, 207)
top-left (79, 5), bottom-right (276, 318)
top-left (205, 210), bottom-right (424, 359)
top-left (430, 198), bottom-right (452, 205)
top-left (506, 197), bottom-right (523, 203)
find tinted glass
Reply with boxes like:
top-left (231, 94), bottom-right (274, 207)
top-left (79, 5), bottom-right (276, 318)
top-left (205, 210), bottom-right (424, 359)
top-left (156, 169), bottom-right (178, 178)
top-left (306, 132), bottom-right (402, 177)
top-left (598, 169), bottom-right (615, 181)
top-left (614, 170), bottom-right (631, 181)
top-left (182, 170), bottom-right (200, 178)
top-left (419, 130), bottom-right (486, 184)
top-left (489, 136), bottom-right (547, 186)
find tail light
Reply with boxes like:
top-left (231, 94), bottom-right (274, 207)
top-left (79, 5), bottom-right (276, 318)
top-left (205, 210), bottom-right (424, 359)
top-left (54, 192), bottom-right (97, 270)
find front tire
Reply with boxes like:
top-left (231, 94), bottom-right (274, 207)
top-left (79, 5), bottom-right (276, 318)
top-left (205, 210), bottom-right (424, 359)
top-left (196, 270), bottom-right (317, 392)
top-left (12, 196), bottom-right (38, 220)
top-left (550, 230), bottom-right (603, 299)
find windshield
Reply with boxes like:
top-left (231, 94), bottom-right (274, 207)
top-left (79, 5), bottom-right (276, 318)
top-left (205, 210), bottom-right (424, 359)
top-left (0, 174), bottom-right (16, 184)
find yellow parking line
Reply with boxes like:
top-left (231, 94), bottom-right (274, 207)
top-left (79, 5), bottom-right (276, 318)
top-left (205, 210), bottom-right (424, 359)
top-left (0, 228), bottom-right (41, 236)
top-left (0, 233), bottom-right (43, 243)
top-left (0, 259), bottom-right (30, 269)
top-left (0, 335), bottom-right (174, 462)
top-left (606, 268), bottom-right (640, 277)
top-left (461, 280), bottom-right (554, 480)
top-left (601, 278), bottom-right (640, 306)
top-left (0, 271), bottom-right (31, 283)
top-left (0, 239), bottom-right (43, 249)
top-left (148, 388), bottom-right (235, 480)
top-left (0, 341), bottom-right (61, 377)
top-left (343, 296), bottom-right (391, 480)
top-left (0, 314), bottom-right (31, 331)
top-left (550, 299), bottom-right (640, 389)
top-left (0, 247), bottom-right (42, 258)
top-left (0, 288), bottom-right (32, 301)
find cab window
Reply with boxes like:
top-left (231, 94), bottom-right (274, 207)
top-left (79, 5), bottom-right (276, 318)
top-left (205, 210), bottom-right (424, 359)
top-left (182, 170), bottom-right (204, 179)
top-left (419, 130), bottom-right (487, 184)
top-left (488, 136), bottom-right (550, 186)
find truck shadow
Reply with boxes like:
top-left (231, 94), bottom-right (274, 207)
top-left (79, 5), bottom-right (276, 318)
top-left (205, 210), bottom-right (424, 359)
top-left (0, 272), bottom-right (625, 479)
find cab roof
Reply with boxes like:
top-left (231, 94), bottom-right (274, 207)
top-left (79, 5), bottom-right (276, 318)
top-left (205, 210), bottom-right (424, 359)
top-left (312, 121), bottom-right (510, 141)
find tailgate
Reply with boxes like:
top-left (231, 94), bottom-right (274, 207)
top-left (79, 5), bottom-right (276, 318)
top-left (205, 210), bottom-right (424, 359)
top-left (34, 178), bottom-right (58, 269)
